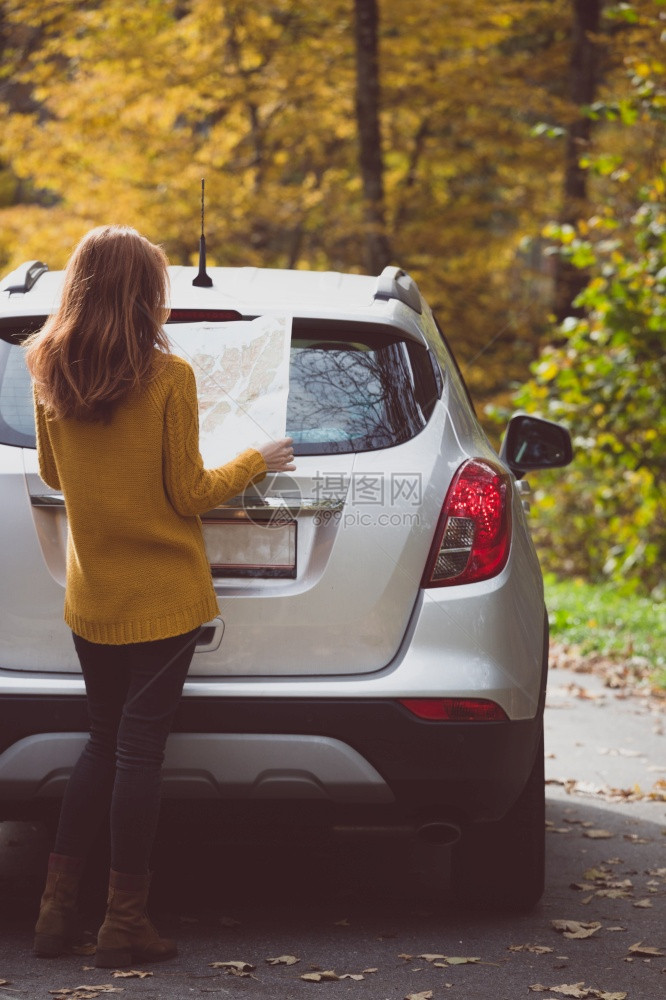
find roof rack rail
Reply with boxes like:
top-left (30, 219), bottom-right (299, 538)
top-left (373, 265), bottom-right (422, 314)
top-left (2, 260), bottom-right (49, 295)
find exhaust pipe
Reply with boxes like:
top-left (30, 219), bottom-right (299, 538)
top-left (415, 820), bottom-right (461, 847)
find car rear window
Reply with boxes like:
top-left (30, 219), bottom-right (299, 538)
top-left (287, 327), bottom-right (436, 454)
top-left (0, 325), bottom-right (439, 454)
top-left (0, 341), bottom-right (35, 447)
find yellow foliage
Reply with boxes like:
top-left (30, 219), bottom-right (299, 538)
top-left (0, 0), bottom-right (661, 405)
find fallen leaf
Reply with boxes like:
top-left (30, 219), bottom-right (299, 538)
top-left (547, 777), bottom-right (655, 804)
top-left (209, 960), bottom-right (256, 977)
top-left (583, 829), bottom-right (613, 840)
top-left (74, 990), bottom-right (123, 995)
top-left (648, 780), bottom-right (666, 802)
top-left (633, 899), bottom-right (653, 908)
top-left (49, 990), bottom-right (123, 999)
top-left (334, 918), bottom-right (349, 927)
top-left (548, 984), bottom-right (590, 998)
top-left (529, 985), bottom-right (627, 1000)
top-left (266, 955), bottom-right (300, 966)
top-left (582, 868), bottom-right (609, 881)
top-left (419, 954), bottom-right (446, 962)
top-left (301, 971), bottom-right (339, 982)
top-left (363, 968), bottom-right (378, 974)
top-left (442, 956), bottom-right (480, 965)
top-left (339, 974), bottom-right (364, 980)
top-left (51, 995), bottom-right (99, 1000)
top-left (398, 953), bottom-right (413, 961)
top-left (606, 927), bottom-right (626, 932)
top-left (509, 944), bottom-right (554, 954)
top-left (551, 920), bottom-right (602, 940)
top-left (405, 993), bottom-right (433, 1000)
top-left (111, 971), bottom-right (152, 979)
top-left (627, 942), bottom-right (664, 957)
top-left (567, 685), bottom-right (605, 701)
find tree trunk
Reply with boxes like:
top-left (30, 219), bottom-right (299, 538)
top-left (353, 0), bottom-right (392, 275)
top-left (554, 0), bottom-right (604, 321)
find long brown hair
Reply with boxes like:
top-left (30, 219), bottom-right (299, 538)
top-left (25, 225), bottom-right (171, 421)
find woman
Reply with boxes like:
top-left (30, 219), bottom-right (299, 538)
top-left (25, 225), bottom-right (295, 968)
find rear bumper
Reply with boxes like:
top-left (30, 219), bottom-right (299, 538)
top-left (0, 694), bottom-right (542, 825)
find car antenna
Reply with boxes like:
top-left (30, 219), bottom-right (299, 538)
top-left (192, 178), bottom-right (213, 287)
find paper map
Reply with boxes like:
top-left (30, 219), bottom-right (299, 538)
top-left (169, 314), bottom-right (292, 467)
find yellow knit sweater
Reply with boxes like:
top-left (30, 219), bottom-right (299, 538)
top-left (34, 353), bottom-right (268, 644)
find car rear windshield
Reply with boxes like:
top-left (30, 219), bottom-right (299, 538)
top-left (0, 340), bottom-right (35, 447)
top-left (286, 325), bottom-right (437, 454)
top-left (0, 324), bottom-right (439, 454)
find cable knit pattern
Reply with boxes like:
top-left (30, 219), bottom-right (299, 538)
top-left (34, 387), bottom-right (61, 490)
top-left (34, 353), bottom-right (267, 645)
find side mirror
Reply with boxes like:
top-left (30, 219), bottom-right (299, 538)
top-left (500, 413), bottom-right (573, 477)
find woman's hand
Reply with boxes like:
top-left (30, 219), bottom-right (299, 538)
top-left (257, 437), bottom-right (296, 472)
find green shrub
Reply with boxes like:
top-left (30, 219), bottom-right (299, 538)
top-left (545, 575), bottom-right (665, 670)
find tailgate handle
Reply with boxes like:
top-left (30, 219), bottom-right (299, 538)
top-left (195, 618), bottom-right (224, 652)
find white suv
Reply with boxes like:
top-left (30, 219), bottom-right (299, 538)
top-left (0, 260), bottom-right (571, 910)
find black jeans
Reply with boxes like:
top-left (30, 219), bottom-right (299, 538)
top-left (53, 628), bottom-right (199, 875)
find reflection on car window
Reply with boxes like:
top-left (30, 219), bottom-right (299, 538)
top-left (0, 342), bottom-right (36, 447)
top-left (287, 336), bottom-right (424, 454)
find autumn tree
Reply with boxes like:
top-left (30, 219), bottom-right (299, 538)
top-left (353, 0), bottom-right (391, 273)
top-left (0, 0), bottom-right (661, 415)
top-left (552, 0), bottom-right (604, 321)
top-left (511, 22), bottom-right (666, 595)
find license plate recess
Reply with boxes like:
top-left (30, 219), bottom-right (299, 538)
top-left (202, 518), bottom-right (297, 579)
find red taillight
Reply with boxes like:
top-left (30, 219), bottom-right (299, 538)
top-left (399, 698), bottom-right (508, 722)
top-left (422, 459), bottom-right (512, 587)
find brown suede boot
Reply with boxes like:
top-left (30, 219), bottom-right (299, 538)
top-left (94, 870), bottom-right (177, 968)
top-left (33, 853), bottom-right (85, 957)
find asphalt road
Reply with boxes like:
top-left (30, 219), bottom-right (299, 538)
top-left (0, 663), bottom-right (664, 1000)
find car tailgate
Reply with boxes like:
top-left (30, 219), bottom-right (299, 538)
top-left (19, 413), bottom-right (449, 676)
